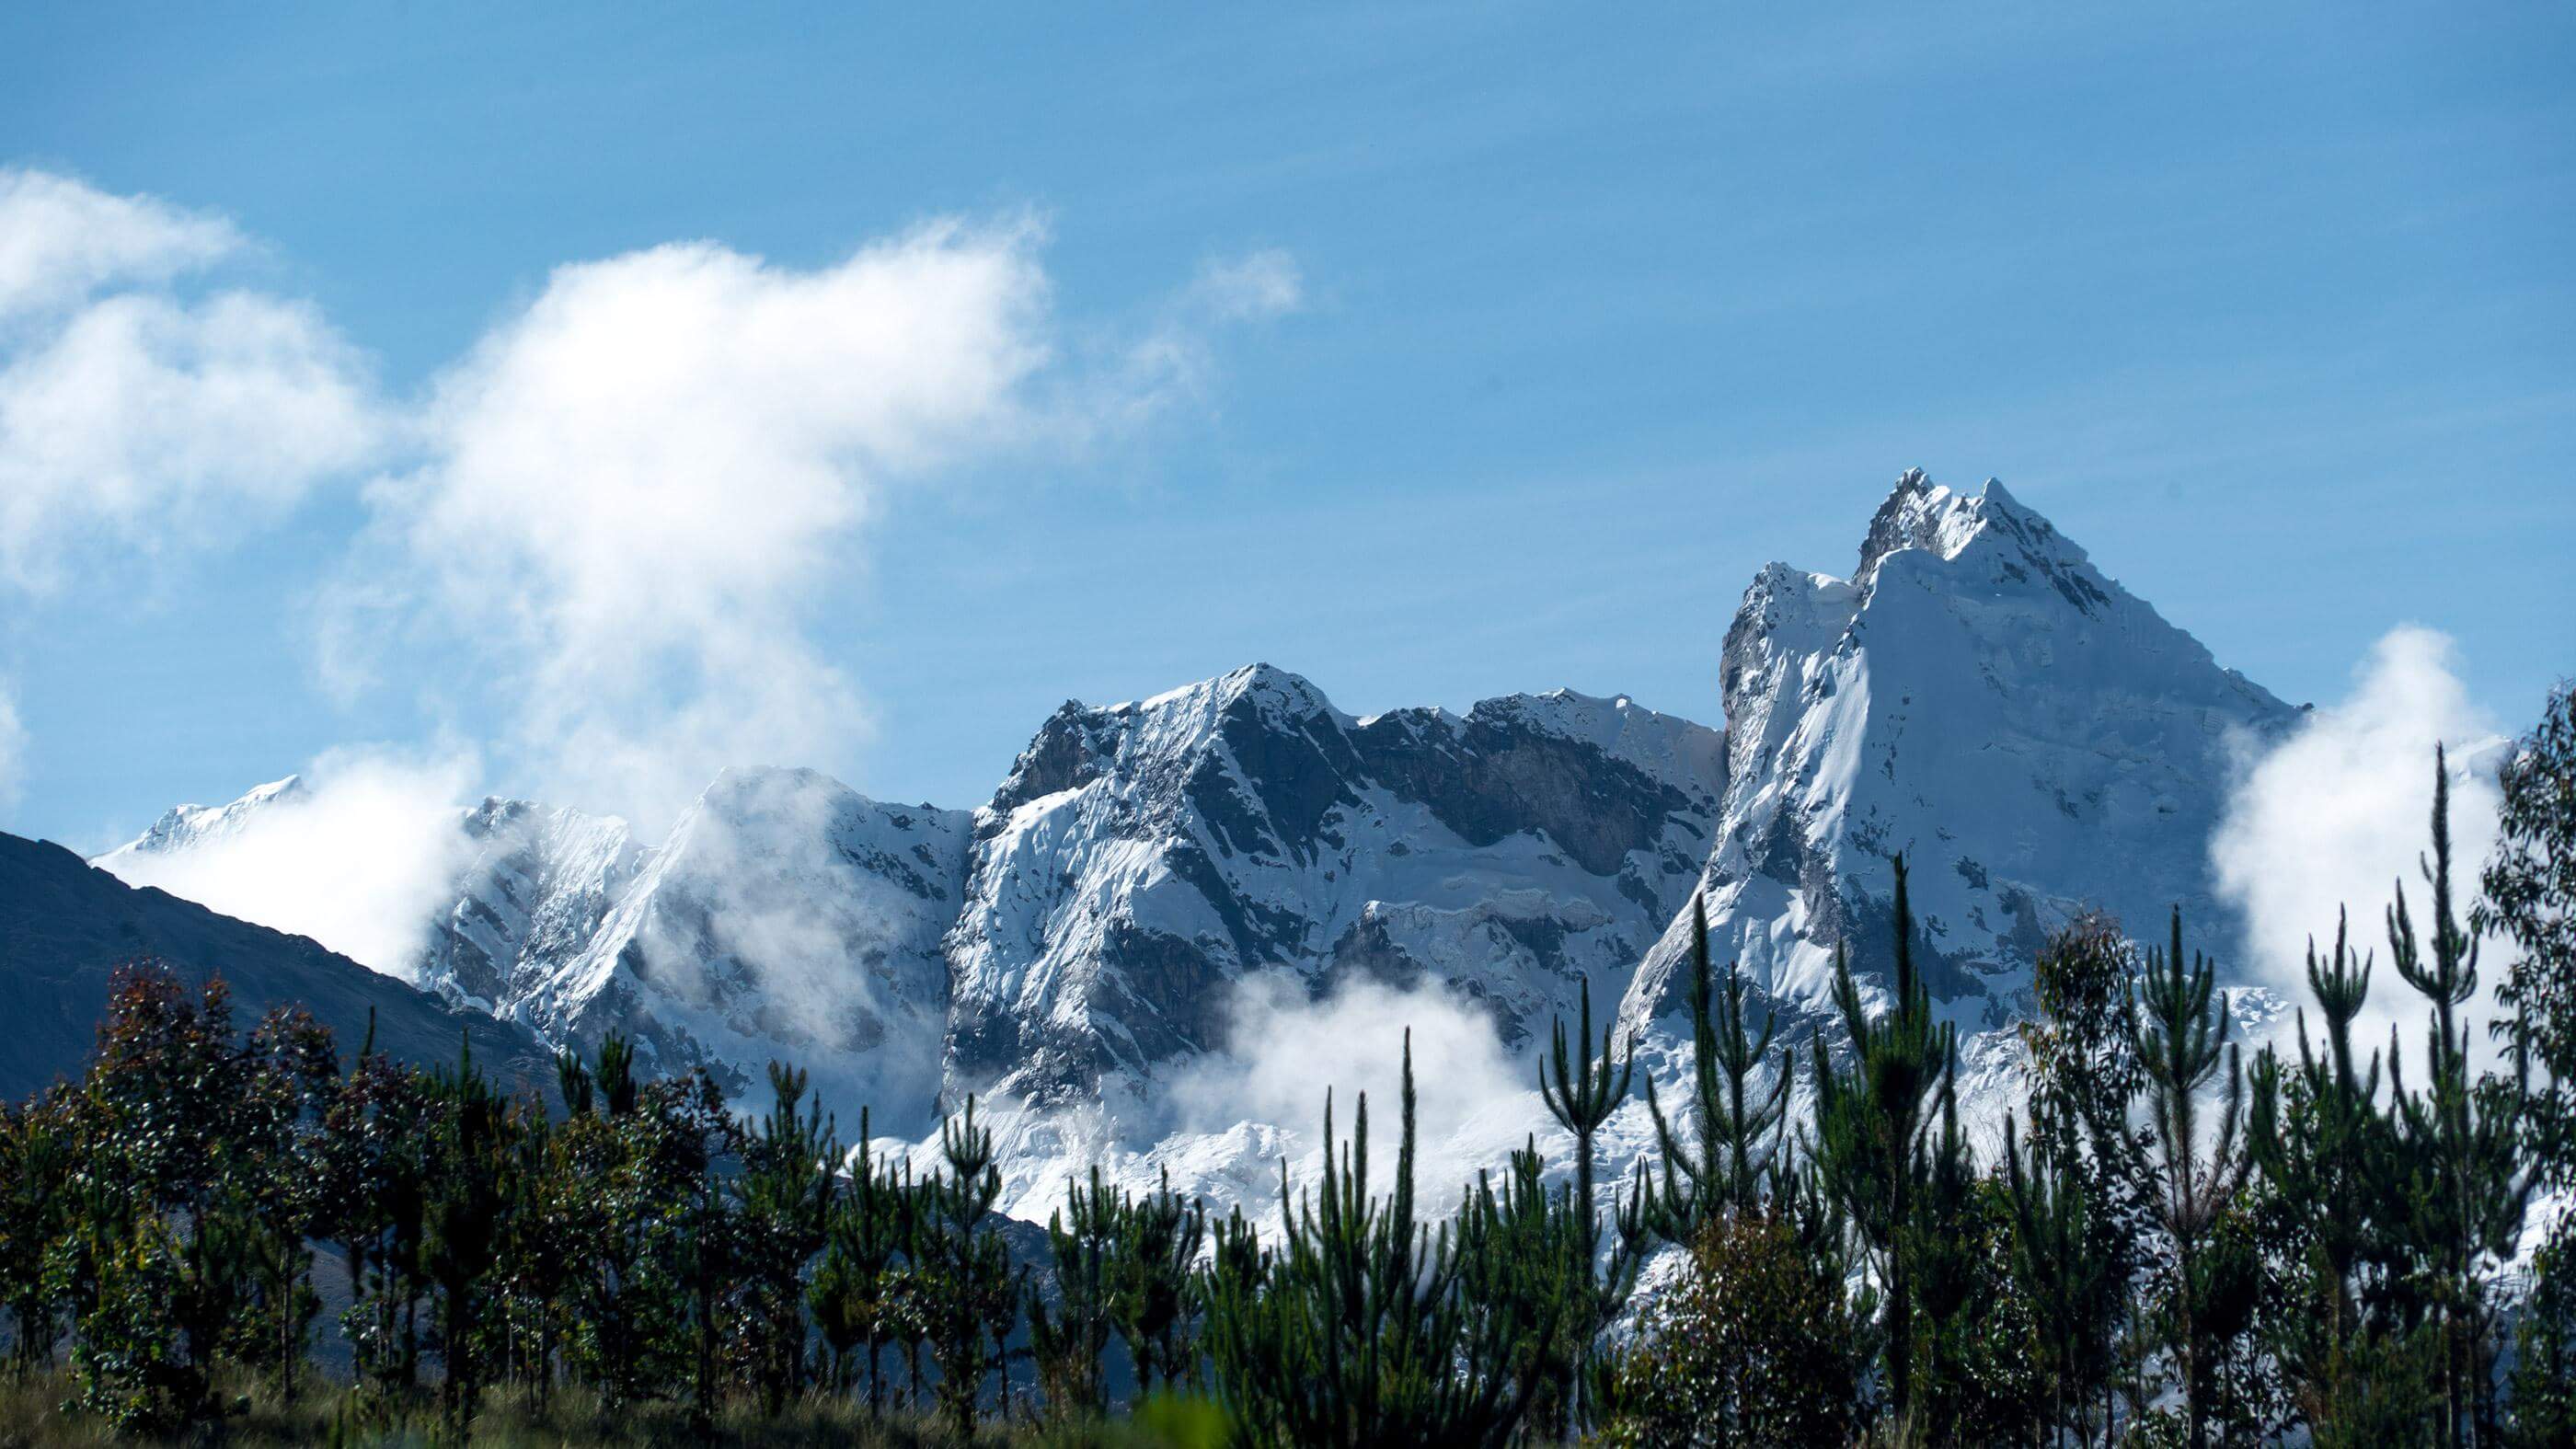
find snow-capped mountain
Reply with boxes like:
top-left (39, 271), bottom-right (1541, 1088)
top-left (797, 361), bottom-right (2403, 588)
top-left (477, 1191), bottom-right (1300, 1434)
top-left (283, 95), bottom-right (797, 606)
top-left (100, 675), bottom-right (1718, 1156)
top-left (99, 469), bottom-right (2308, 1225)
top-left (1615, 469), bottom-right (2300, 1131)
top-left (944, 665), bottom-right (1725, 1106)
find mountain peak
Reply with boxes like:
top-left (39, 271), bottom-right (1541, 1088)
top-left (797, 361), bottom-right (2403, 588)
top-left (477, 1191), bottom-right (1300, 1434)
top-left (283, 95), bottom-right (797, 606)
top-left (100, 773), bottom-right (310, 862)
top-left (1849, 468), bottom-right (2103, 613)
top-left (1139, 661), bottom-right (1338, 721)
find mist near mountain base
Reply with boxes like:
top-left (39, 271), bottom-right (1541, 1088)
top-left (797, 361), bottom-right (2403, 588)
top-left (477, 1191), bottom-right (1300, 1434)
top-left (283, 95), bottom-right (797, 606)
top-left (1167, 971), bottom-right (1558, 1205)
top-left (2212, 625), bottom-right (2507, 1068)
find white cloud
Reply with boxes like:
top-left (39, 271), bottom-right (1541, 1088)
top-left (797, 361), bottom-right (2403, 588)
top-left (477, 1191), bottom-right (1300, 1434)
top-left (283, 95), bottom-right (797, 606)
top-left (2212, 626), bottom-right (2506, 1067)
top-left (0, 168), bottom-right (241, 324)
top-left (1168, 972), bottom-right (1544, 1202)
top-left (96, 747), bottom-right (478, 978)
top-left (0, 680), bottom-right (26, 817)
top-left (1091, 248), bottom-right (1307, 435)
top-left (0, 170), bottom-right (385, 595)
top-left (330, 226), bottom-right (1300, 828)
top-left (1, 292), bottom-right (385, 592)
top-left (333, 221), bottom-right (1051, 825)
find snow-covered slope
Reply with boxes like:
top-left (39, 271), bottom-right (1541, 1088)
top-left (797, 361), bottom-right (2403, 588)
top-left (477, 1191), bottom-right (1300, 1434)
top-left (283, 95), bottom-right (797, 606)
top-left (419, 797), bottom-right (642, 1014)
top-left (93, 775), bottom-right (310, 865)
top-left (944, 664), bottom-right (1726, 1107)
top-left (527, 768), bottom-right (971, 1130)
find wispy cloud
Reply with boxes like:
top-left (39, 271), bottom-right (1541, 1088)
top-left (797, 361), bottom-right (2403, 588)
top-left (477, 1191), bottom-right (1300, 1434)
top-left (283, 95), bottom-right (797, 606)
top-left (1167, 971), bottom-right (1543, 1202)
top-left (0, 168), bottom-right (242, 324)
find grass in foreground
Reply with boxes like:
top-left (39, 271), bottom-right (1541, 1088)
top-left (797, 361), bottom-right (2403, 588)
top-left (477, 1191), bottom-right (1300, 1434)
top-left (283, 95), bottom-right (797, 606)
top-left (0, 1370), bottom-right (1233, 1449)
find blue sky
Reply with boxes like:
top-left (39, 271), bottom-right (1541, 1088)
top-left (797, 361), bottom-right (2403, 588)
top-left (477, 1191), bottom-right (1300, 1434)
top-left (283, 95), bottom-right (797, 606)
top-left (3, 2), bottom-right (2570, 848)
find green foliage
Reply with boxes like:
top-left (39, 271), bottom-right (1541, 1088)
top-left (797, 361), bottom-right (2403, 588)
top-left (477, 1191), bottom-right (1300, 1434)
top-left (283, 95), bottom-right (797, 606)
top-left (914, 1095), bottom-right (1018, 1437)
top-left (1202, 1036), bottom-right (1551, 1446)
top-left (1644, 896), bottom-right (1790, 1240)
top-left (1598, 1211), bottom-right (1865, 1447)
top-left (2002, 1107), bottom-right (2121, 1442)
top-left (1105, 1168), bottom-right (1204, 1397)
top-left (1025, 1164), bottom-right (1117, 1420)
top-left (1533, 972), bottom-right (1646, 1437)
top-left (2125, 909), bottom-right (2254, 1448)
top-left (2481, 681), bottom-right (2576, 1184)
top-left (737, 1063), bottom-right (839, 1415)
top-left (1811, 856), bottom-right (1955, 1425)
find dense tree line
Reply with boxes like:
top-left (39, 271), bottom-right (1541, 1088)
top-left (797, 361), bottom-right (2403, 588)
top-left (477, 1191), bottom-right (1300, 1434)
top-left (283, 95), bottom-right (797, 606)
top-left (0, 684), bottom-right (2569, 1445)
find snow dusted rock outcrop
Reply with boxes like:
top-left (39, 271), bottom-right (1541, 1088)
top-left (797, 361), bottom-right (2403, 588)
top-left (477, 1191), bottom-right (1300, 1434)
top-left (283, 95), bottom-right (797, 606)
top-left (943, 665), bottom-right (1726, 1106)
top-left (1616, 469), bottom-right (2300, 1133)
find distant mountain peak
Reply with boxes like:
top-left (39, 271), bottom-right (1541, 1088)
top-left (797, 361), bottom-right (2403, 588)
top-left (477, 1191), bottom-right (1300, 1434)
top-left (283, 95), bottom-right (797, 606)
top-left (99, 773), bottom-right (309, 862)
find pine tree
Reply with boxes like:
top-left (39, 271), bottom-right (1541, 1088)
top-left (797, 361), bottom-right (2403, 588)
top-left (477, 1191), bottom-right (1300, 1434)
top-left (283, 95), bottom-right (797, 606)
top-left (1535, 972), bottom-right (1646, 1434)
top-left (2473, 682), bottom-right (2576, 1443)
top-left (2479, 682), bottom-right (2576, 1179)
top-left (420, 1033), bottom-right (513, 1435)
top-left (1203, 1034), bottom-right (1541, 1445)
top-left (2003, 1107), bottom-right (2118, 1445)
top-left (1028, 1163), bottom-right (1120, 1420)
top-left (921, 1095), bottom-right (1018, 1436)
top-left (809, 1107), bottom-right (907, 1412)
top-left (1645, 895), bottom-right (1792, 1240)
top-left (1811, 856), bottom-right (1955, 1427)
top-left (2385, 752), bottom-right (2534, 1445)
top-left (2126, 909), bottom-right (2252, 1449)
top-left (2248, 914), bottom-right (2398, 1438)
top-left (736, 1062), bottom-right (839, 1413)
top-left (1108, 1167), bottom-right (1206, 1397)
